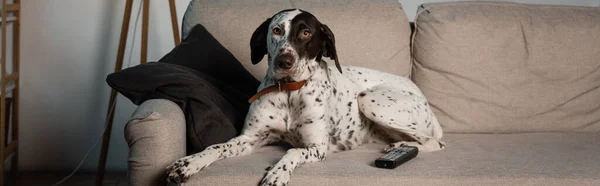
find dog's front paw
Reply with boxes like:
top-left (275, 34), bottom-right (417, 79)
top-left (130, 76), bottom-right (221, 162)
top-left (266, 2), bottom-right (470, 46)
top-left (259, 165), bottom-right (291, 186)
top-left (166, 155), bottom-right (211, 184)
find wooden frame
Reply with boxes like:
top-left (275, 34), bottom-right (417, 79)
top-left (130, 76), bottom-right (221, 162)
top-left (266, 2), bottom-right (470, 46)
top-left (95, 0), bottom-right (181, 185)
top-left (0, 0), bottom-right (20, 185)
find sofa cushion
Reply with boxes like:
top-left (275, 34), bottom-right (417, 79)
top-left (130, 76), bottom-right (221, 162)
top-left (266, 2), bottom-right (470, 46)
top-left (180, 133), bottom-right (600, 185)
top-left (411, 2), bottom-right (600, 133)
top-left (181, 0), bottom-right (413, 79)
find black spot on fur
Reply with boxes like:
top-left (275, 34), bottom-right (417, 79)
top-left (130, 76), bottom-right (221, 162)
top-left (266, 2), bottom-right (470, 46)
top-left (315, 98), bottom-right (322, 102)
top-left (359, 92), bottom-right (366, 97)
top-left (371, 112), bottom-right (376, 117)
top-left (345, 140), bottom-right (353, 146)
top-left (338, 144), bottom-right (346, 151)
top-left (269, 115), bottom-right (274, 119)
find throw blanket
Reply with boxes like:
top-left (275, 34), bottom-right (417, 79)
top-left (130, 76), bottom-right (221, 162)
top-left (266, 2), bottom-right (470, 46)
top-left (106, 24), bottom-right (260, 154)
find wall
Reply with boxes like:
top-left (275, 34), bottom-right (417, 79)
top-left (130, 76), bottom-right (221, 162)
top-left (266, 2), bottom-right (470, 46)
top-left (17, 0), bottom-right (600, 173)
top-left (20, 0), bottom-right (190, 172)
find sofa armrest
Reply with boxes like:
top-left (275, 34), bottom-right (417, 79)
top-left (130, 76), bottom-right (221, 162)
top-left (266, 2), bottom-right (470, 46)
top-left (125, 99), bottom-right (186, 186)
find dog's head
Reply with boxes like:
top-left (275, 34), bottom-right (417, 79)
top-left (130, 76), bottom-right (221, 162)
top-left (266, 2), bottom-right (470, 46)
top-left (250, 9), bottom-right (341, 81)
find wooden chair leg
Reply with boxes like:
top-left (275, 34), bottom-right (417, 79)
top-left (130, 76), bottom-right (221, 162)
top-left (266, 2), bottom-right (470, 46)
top-left (96, 0), bottom-right (134, 185)
top-left (140, 0), bottom-right (149, 64)
top-left (169, 0), bottom-right (181, 46)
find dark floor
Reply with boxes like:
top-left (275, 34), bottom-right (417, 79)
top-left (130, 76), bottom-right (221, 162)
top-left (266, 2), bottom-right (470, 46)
top-left (6, 171), bottom-right (128, 186)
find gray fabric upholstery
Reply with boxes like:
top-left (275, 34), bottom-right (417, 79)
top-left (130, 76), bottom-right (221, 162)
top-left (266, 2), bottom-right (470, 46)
top-left (180, 133), bottom-right (600, 185)
top-left (124, 1), bottom-right (600, 186)
top-left (411, 1), bottom-right (600, 133)
top-left (125, 99), bottom-right (186, 186)
top-left (181, 0), bottom-right (413, 79)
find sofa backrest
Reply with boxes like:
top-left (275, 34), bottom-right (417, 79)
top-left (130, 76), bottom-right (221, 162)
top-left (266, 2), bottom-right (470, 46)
top-left (181, 0), bottom-right (413, 80)
top-left (412, 2), bottom-right (600, 133)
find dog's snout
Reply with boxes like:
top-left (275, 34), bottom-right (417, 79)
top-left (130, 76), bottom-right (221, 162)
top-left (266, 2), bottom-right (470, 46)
top-left (276, 53), bottom-right (294, 70)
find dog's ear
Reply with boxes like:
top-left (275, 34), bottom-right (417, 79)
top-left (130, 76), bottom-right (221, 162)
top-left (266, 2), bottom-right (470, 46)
top-left (320, 24), bottom-right (342, 74)
top-left (250, 18), bottom-right (272, 64)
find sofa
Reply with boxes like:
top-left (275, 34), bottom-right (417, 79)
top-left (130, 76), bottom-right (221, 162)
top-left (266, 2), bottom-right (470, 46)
top-left (123, 1), bottom-right (600, 185)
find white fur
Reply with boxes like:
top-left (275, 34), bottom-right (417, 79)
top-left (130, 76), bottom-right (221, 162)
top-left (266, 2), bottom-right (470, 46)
top-left (267, 9), bottom-right (302, 80)
top-left (166, 9), bottom-right (445, 185)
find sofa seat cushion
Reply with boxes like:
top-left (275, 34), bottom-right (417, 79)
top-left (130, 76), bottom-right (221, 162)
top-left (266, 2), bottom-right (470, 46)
top-left (181, 133), bottom-right (600, 185)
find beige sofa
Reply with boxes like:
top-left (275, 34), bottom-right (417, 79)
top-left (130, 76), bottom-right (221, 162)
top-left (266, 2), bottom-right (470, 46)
top-left (124, 1), bottom-right (600, 185)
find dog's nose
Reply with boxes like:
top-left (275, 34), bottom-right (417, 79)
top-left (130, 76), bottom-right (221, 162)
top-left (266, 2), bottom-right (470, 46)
top-left (276, 53), bottom-right (294, 70)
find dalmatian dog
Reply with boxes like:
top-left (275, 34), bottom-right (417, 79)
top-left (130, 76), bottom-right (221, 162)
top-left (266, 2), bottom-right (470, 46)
top-left (166, 9), bottom-right (445, 185)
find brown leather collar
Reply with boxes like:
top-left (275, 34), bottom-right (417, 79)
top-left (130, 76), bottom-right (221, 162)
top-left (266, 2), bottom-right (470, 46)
top-left (248, 79), bottom-right (307, 103)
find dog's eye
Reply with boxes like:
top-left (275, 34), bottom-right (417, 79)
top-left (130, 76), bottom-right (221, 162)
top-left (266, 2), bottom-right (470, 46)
top-left (273, 27), bottom-right (282, 35)
top-left (301, 30), bottom-right (311, 39)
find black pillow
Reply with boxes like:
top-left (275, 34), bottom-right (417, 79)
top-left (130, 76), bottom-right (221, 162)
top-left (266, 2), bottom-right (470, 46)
top-left (106, 24), bottom-right (260, 154)
top-left (158, 24), bottom-right (260, 95)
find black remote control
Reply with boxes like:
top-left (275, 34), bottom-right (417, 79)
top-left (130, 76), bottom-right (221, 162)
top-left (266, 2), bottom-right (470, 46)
top-left (375, 146), bottom-right (418, 169)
